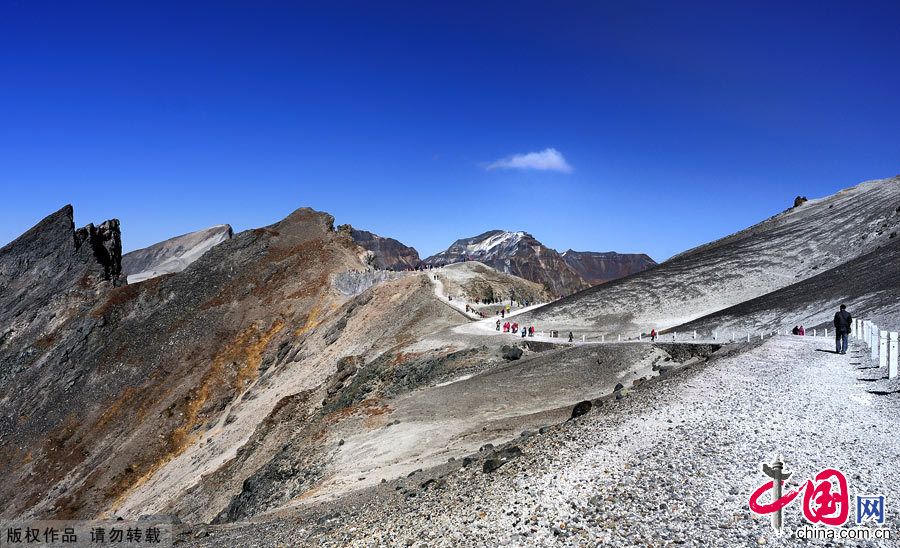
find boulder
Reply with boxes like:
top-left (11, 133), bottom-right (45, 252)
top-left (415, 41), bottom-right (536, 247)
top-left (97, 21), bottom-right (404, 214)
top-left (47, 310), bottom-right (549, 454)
top-left (570, 400), bottom-right (592, 419)
top-left (501, 345), bottom-right (523, 361)
top-left (482, 446), bottom-right (523, 473)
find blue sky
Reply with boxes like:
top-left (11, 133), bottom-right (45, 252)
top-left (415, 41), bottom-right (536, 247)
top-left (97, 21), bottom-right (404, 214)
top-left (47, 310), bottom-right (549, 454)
top-left (1, 1), bottom-right (898, 261)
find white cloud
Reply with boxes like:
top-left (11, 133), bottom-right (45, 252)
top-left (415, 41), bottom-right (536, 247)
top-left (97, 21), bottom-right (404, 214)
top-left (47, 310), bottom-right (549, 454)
top-left (485, 148), bottom-right (573, 173)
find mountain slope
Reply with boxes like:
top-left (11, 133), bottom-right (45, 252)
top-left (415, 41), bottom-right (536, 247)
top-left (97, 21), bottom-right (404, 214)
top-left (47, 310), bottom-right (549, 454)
top-left (673, 232), bottom-right (900, 334)
top-left (561, 250), bottom-right (656, 285)
top-left (122, 224), bottom-right (233, 283)
top-left (423, 230), bottom-right (589, 296)
top-left (0, 207), bottom-right (368, 520)
top-left (519, 176), bottom-right (900, 336)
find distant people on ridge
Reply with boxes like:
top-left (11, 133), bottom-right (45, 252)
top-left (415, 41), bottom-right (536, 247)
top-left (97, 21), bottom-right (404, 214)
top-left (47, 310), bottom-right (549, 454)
top-left (792, 326), bottom-right (800, 335)
top-left (650, 329), bottom-right (657, 342)
top-left (798, 325), bottom-right (805, 336)
top-left (833, 304), bottom-right (852, 355)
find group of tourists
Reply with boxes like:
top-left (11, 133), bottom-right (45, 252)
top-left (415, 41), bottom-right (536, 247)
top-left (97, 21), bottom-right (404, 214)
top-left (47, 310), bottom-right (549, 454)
top-left (791, 325), bottom-right (806, 336)
top-left (497, 319), bottom-right (536, 338)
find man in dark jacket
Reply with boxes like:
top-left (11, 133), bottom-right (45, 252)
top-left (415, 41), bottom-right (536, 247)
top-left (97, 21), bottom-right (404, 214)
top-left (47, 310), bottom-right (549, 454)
top-left (833, 304), bottom-right (852, 354)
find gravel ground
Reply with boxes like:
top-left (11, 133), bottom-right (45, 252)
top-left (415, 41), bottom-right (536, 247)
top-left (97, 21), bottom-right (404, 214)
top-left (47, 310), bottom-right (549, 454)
top-left (186, 335), bottom-right (900, 547)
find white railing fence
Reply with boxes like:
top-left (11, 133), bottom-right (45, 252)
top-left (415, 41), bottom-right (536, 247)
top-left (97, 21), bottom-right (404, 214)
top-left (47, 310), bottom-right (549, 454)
top-left (515, 319), bottom-right (898, 380)
top-left (852, 318), bottom-right (898, 380)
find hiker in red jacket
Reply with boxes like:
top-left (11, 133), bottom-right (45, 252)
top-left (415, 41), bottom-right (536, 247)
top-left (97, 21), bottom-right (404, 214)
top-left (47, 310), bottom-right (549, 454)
top-left (650, 329), bottom-right (657, 342)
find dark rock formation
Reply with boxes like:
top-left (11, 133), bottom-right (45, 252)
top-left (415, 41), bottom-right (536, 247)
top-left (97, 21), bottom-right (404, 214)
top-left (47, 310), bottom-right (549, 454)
top-left (501, 345), bottom-right (523, 361)
top-left (793, 195), bottom-right (808, 208)
top-left (570, 400), bottom-right (592, 419)
top-left (74, 219), bottom-right (123, 282)
top-left (482, 446), bottom-right (523, 473)
top-left (561, 250), bottom-right (656, 285)
top-left (344, 227), bottom-right (421, 271)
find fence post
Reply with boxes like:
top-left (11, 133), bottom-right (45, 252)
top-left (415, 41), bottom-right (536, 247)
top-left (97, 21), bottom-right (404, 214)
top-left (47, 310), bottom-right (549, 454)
top-left (692, 330), bottom-right (696, 340)
top-left (713, 331), bottom-right (717, 340)
top-left (639, 333), bottom-right (642, 341)
top-left (813, 328), bottom-right (816, 337)
top-left (871, 324), bottom-right (879, 361)
top-left (879, 331), bottom-right (888, 368)
top-left (890, 332), bottom-right (898, 379)
top-left (825, 328), bottom-right (828, 338)
top-left (674, 331), bottom-right (677, 341)
top-left (731, 332), bottom-right (735, 342)
top-left (747, 333), bottom-right (750, 342)
top-left (601, 334), bottom-right (605, 343)
top-left (582, 334), bottom-right (585, 342)
top-left (618, 334), bottom-right (621, 342)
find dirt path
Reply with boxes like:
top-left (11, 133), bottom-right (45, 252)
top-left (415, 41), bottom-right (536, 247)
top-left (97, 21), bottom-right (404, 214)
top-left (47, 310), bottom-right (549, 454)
top-left (328, 334), bottom-right (900, 546)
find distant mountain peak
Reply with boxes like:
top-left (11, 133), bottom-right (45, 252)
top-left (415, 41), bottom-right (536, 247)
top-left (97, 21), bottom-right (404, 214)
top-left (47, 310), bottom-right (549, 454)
top-left (425, 230), bottom-right (656, 296)
top-left (122, 224), bottom-right (233, 283)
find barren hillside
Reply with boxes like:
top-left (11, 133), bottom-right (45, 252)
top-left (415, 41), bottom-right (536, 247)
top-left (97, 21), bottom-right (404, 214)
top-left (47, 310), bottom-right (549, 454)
top-left (519, 176), bottom-right (900, 337)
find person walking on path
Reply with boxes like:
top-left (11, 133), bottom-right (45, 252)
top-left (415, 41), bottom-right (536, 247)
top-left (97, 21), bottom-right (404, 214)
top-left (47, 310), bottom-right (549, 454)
top-left (833, 304), bottom-right (852, 355)
top-left (568, 331), bottom-right (574, 343)
top-left (650, 329), bottom-right (657, 342)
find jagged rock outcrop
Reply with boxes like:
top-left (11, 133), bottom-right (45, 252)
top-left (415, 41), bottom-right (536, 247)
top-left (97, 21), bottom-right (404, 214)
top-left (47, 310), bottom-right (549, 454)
top-left (561, 250), bottom-right (656, 285)
top-left (344, 227), bottom-right (421, 271)
top-left (122, 224), bottom-right (232, 283)
top-left (74, 219), bottom-right (123, 282)
top-left (0, 205), bottom-right (124, 358)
